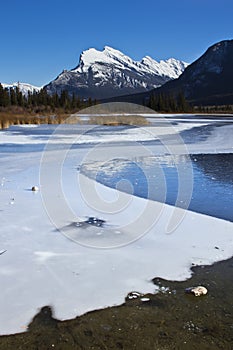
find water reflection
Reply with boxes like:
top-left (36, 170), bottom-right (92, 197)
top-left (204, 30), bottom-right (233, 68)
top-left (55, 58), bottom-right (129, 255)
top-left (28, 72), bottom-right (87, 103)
top-left (81, 153), bottom-right (233, 222)
top-left (191, 154), bottom-right (233, 184)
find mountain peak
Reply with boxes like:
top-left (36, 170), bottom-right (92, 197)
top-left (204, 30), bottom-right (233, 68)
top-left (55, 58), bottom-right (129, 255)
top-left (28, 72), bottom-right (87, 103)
top-left (77, 48), bottom-right (103, 69)
top-left (46, 45), bottom-right (188, 99)
top-left (210, 39), bottom-right (233, 51)
top-left (103, 46), bottom-right (122, 54)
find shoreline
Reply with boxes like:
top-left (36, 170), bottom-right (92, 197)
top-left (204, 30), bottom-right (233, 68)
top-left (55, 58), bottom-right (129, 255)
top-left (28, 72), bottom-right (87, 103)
top-left (0, 256), bottom-right (232, 349)
top-left (1, 111), bottom-right (233, 130)
top-left (1, 119), bottom-right (233, 347)
top-left (1, 122), bottom-right (233, 336)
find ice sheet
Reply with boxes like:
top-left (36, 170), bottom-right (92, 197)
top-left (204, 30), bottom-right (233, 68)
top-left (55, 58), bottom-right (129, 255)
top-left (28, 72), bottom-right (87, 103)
top-left (1, 117), bottom-right (233, 154)
top-left (0, 121), bottom-right (207, 145)
top-left (0, 117), bottom-right (233, 335)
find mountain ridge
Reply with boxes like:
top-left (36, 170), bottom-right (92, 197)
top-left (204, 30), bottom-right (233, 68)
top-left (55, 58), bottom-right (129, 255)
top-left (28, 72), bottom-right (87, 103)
top-left (104, 39), bottom-right (233, 106)
top-left (148, 39), bottom-right (233, 105)
top-left (45, 46), bottom-right (188, 99)
top-left (2, 82), bottom-right (41, 96)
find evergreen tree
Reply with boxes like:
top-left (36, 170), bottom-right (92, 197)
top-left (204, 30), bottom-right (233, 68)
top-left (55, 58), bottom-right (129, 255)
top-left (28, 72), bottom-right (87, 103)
top-left (10, 87), bottom-right (17, 105)
top-left (0, 84), bottom-right (10, 107)
top-left (15, 87), bottom-right (24, 107)
top-left (177, 91), bottom-right (190, 112)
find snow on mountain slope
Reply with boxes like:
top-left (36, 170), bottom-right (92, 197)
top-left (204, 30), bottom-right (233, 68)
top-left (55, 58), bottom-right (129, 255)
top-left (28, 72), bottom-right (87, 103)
top-left (141, 56), bottom-right (187, 79)
top-left (2, 82), bottom-right (42, 96)
top-left (45, 46), bottom-right (188, 99)
top-left (74, 46), bottom-right (187, 78)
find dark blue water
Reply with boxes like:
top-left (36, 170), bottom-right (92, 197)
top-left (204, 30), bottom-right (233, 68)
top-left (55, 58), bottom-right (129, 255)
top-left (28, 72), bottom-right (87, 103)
top-left (84, 153), bottom-right (233, 222)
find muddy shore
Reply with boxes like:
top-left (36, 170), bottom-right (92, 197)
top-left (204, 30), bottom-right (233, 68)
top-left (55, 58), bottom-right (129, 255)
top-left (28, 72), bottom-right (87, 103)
top-left (0, 257), bottom-right (232, 350)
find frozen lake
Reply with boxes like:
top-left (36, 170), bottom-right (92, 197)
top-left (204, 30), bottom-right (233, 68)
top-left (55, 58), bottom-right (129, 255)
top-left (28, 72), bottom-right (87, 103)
top-left (83, 152), bottom-right (233, 222)
top-left (0, 114), bottom-right (233, 335)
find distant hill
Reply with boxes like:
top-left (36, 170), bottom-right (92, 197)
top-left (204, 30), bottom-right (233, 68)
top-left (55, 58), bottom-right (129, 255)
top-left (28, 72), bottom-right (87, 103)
top-left (45, 46), bottom-right (188, 99)
top-left (154, 39), bottom-right (233, 105)
top-left (112, 40), bottom-right (233, 107)
top-left (3, 40), bottom-right (233, 107)
top-left (106, 40), bottom-right (233, 107)
top-left (1, 82), bottom-right (41, 96)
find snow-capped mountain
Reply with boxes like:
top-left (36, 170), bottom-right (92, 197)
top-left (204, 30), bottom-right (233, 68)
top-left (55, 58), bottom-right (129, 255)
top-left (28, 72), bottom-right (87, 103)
top-left (45, 46), bottom-right (188, 99)
top-left (2, 82), bottom-right (41, 96)
top-left (148, 39), bottom-right (233, 105)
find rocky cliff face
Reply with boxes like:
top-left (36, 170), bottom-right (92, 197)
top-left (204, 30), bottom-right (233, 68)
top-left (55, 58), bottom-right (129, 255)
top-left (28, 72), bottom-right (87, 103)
top-left (45, 46), bottom-right (188, 99)
top-left (153, 40), bottom-right (233, 105)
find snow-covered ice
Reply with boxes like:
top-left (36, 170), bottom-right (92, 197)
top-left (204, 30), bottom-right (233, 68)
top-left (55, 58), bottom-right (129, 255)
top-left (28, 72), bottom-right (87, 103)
top-left (0, 116), bottom-right (233, 335)
top-left (0, 120), bottom-right (209, 145)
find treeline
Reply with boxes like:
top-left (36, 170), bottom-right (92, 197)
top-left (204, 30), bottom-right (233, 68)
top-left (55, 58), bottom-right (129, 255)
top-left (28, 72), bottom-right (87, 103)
top-left (194, 104), bottom-right (233, 113)
top-left (147, 92), bottom-right (192, 113)
top-left (0, 84), bottom-right (96, 112)
top-left (1, 83), bottom-right (233, 117)
top-left (147, 91), bottom-right (233, 113)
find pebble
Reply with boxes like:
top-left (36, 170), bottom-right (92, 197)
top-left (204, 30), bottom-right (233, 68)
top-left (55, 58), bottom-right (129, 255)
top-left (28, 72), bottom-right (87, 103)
top-left (127, 291), bottom-right (142, 300)
top-left (140, 297), bottom-right (150, 302)
top-left (185, 285), bottom-right (208, 296)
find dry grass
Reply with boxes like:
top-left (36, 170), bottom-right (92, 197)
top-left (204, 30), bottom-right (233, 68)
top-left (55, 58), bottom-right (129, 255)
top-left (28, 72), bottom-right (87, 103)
top-left (0, 107), bottom-right (80, 130)
top-left (0, 108), bottom-right (149, 130)
top-left (88, 115), bottom-right (150, 126)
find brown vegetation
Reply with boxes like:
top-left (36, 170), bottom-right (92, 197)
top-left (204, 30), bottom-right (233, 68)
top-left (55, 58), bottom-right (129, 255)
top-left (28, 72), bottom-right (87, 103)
top-left (0, 107), bottom-right (149, 129)
top-left (194, 104), bottom-right (233, 114)
top-left (0, 107), bottom-right (80, 130)
top-left (0, 109), bottom-right (150, 130)
top-left (88, 115), bottom-right (150, 126)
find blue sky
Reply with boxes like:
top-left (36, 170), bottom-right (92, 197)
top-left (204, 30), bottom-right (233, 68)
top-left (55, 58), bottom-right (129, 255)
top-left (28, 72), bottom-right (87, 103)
top-left (1, 0), bottom-right (232, 86)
